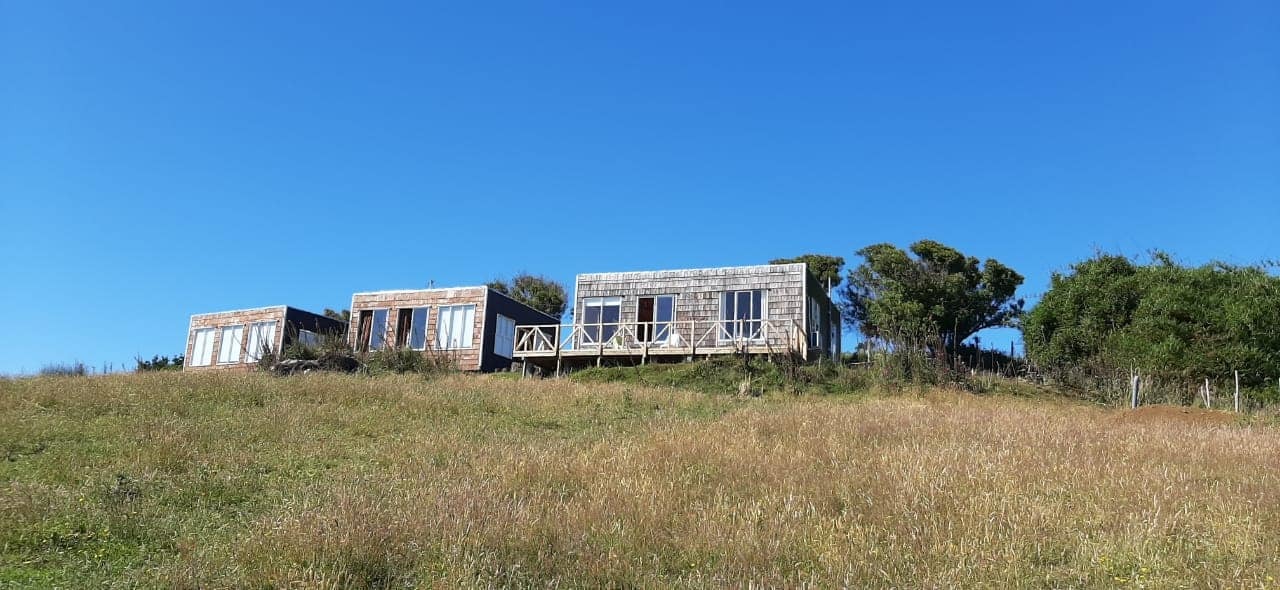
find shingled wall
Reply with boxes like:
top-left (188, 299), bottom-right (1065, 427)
top-left (573, 263), bottom-right (835, 356)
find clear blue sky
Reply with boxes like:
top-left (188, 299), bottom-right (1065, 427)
top-left (2, 1), bottom-right (1277, 374)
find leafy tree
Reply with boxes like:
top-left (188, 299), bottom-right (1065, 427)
top-left (323, 308), bottom-right (351, 323)
top-left (840, 240), bottom-right (1024, 357)
top-left (1024, 253), bottom-right (1280, 387)
top-left (488, 273), bottom-right (568, 318)
top-left (136, 354), bottom-right (185, 371)
top-left (770, 254), bottom-right (845, 287)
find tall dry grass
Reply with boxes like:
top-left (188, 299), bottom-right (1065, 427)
top-left (2, 371), bottom-right (1279, 588)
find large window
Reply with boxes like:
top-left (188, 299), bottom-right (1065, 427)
top-left (493, 314), bottom-right (517, 358)
top-left (437, 304), bottom-right (476, 349)
top-left (808, 298), bottom-right (823, 349)
top-left (721, 290), bottom-right (765, 340)
top-left (217, 325), bottom-right (244, 364)
top-left (581, 296), bottom-right (622, 345)
top-left (246, 321), bottom-right (278, 362)
top-left (191, 328), bottom-right (215, 367)
top-left (638, 295), bottom-right (676, 344)
top-left (298, 329), bottom-right (322, 348)
top-left (409, 307), bottom-right (429, 350)
top-left (368, 309), bottom-right (388, 350)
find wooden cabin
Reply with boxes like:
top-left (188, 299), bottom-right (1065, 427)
top-left (184, 306), bottom-right (346, 371)
top-left (513, 263), bottom-right (840, 372)
top-left (348, 286), bottom-right (559, 372)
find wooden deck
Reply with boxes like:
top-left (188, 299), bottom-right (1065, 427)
top-left (513, 319), bottom-right (809, 373)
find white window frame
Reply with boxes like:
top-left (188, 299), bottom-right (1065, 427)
top-left (217, 325), bottom-right (245, 365)
top-left (297, 329), bottom-right (321, 348)
top-left (493, 314), bottom-right (517, 359)
top-left (581, 296), bottom-right (623, 346)
top-left (830, 321), bottom-right (840, 360)
top-left (436, 304), bottom-right (476, 350)
top-left (408, 307), bottom-right (430, 351)
top-left (809, 298), bottom-right (823, 349)
top-left (367, 308), bottom-right (389, 351)
top-left (245, 321), bottom-right (278, 362)
top-left (720, 290), bottom-right (767, 343)
top-left (636, 294), bottom-right (678, 345)
top-left (190, 327), bottom-right (215, 367)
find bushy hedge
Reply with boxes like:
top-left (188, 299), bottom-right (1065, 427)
top-left (1024, 253), bottom-right (1280, 389)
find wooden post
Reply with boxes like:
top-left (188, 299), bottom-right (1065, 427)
top-left (555, 325), bottom-right (563, 377)
top-left (1234, 370), bottom-right (1240, 413)
top-left (1130, 371), bottom-right (1139, 409)
top-left (1203, 378), bottom-right (1211, 408)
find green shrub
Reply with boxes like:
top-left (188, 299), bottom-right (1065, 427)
top-left (135, 354), bottom-right (185, 372)
top-left (365, 347), bottom-right (455, 376)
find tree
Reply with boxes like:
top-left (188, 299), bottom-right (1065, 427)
top-left (840, 240), bottom-right (1024, 358)
top-left (323, 308), bottom-right (351, 323)
top-left (135, 354), bottom-right (185, 371)
top-left (1023, 252), bottom-right (1280, 387)
top-left (770, 254), bottom-right (845, 287)
top-left (488, 273), bottom-right (568, 318)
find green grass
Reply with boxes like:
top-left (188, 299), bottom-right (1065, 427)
top-left (2, 370), bottom-right (1279, 587)
top-left (569, 356), bottom-right (873, 396)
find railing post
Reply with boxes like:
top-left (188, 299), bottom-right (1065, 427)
top-left (642, 323), bottom-right (650, 365)
top-left (554, 325), bottom-right (562, 377)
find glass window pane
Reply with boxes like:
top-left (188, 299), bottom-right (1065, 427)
top-left (299, 330), bottom-right (320, 348)
top-left (436, 308), bottom-right (451, 348)
top-left (370, 310), bottom-right (387, 350)
top-left (192, 328), bottom-right (215, 366)
top-left (218, 326), bottom-right (243, 364)
top-left (436, 305), bottom-right (475, 349)
top-left (722, 292), bottom-right (735, 337)
top-left (495, 314), bottom-right (516, 358)
top-left (655, 296), bottom-right (674, 322)
top-left (250, 321), bottom-right (277, 361)
top-left (602, 303), bottom-right (620, 324)
top-left (460, 306), bottom-right (475, 347)
top-left (410, 308), bottom-right (428, 350)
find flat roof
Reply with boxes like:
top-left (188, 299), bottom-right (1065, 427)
top-left (577, 262), bottom-right (805, 279)
top-left (189, 305), bottom-right (288, 319)
top-left (350, 285), bottom-right (488, 296)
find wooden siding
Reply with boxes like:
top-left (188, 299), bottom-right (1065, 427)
top-left (348, 287), bottom-right (488, 371)
top-left (184, 306), bottom-right (287, 372)
top-left (574, 263), bottom-right (810, 352)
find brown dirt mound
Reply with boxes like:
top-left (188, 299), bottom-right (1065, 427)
top-left (1122, 404), bottom-right (1238, 426)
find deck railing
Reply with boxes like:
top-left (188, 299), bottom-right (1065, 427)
top-left (513, 319), bottom-right (808, 358)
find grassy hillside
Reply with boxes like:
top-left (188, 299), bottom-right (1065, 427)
top-left (2, 372), bottom-right (1279, 588)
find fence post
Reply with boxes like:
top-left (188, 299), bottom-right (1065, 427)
top-left (1234, 370), bottom-right (1240, 413)
top-left (1130, 371), bottom-right (1139, 409)
top-left (1203, 378), bottom-right (1211, 408)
